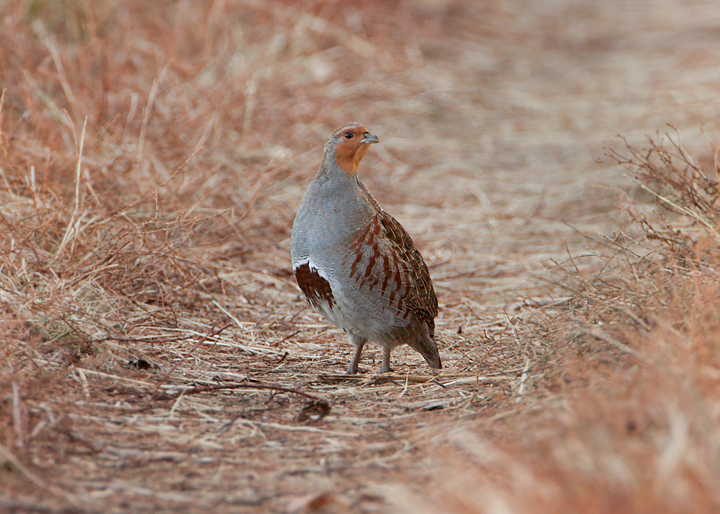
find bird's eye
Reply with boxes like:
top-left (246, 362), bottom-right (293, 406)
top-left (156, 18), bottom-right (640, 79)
top-left (344, 131), bottom-right (354, 139)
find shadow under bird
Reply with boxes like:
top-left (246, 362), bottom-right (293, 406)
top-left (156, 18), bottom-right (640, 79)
top-left (291, 123), bottom-right (441, 374)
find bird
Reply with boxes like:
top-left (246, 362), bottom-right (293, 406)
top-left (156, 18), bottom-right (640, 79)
top-left (291, 123), bottom-right (441, 374)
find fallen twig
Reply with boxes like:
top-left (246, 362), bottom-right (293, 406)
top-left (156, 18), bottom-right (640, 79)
top-left (162, 381), bottom-right (326, 403)
top-left (162, 380), bottom-right (331, 422)
top-left (582, 326), bottom-right (645, 360)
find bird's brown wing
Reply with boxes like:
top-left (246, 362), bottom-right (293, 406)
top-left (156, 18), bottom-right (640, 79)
top-left (347, 183), bottom-right (438, 333)
top-left (376, 210), bottom-right (438, 321)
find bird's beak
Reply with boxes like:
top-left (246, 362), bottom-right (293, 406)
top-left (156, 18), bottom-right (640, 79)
top-left (361, 133), bottom-right (379, 144)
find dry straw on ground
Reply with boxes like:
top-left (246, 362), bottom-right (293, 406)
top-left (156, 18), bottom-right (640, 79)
top-left (2, 0), bottom-right (720, 512)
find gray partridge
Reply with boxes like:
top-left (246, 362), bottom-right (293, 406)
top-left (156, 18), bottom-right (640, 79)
top-left (291, 123), bottom-right (441, 374)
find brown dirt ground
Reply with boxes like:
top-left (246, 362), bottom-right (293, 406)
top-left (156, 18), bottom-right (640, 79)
top-left (2, 1), bottom-right (720, 513)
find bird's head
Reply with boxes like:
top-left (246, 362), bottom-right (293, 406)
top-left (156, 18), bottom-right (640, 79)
top-left (324, 123), bottom-right (379, 176)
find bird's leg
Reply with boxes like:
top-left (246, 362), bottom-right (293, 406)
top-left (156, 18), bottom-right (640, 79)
top-left (346, 335), bottom-right (366, 375)
top-left (380, 345), bottom-right (393, 373)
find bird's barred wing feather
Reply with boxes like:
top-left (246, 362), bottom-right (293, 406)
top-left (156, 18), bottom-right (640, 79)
top-left (345, 184), bottom-right (438, 331)
top-left (376, 211), bottom-right (438, 317)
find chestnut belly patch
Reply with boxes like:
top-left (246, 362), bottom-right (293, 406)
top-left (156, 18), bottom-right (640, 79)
top-left (294, 261), bottom-right (335, 310)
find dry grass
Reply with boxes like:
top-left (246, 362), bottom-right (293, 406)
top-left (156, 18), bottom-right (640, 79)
top-left (382, 131), bottom-right (720, 514)
top-left (2, 0), bottom-right (720, 512)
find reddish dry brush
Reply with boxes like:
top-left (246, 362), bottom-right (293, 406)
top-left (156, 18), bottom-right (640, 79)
top-left (559, 129), bottom-right (720, 392)
top-left (608, 127), bottom-right (720, 262)
top-left (0, 1), bottom-right (279, 344)
top-left (548, 128), bottom-right (720, 351)
top-left (0, 2), bottom-right (292, 494)
top-left (404, 132), bottom-right (720, 514)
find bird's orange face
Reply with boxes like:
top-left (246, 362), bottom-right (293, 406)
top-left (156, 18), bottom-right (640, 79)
top-left (331, 124), bottom-right (379, 176)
